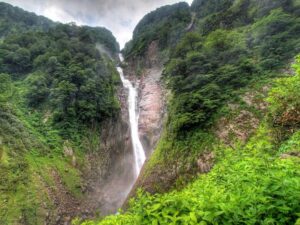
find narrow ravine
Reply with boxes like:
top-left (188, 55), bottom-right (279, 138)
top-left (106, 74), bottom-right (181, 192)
top-left (117, 54), bottom-right (146, 178)
top-left (82, 55), bottom-right (147, 216)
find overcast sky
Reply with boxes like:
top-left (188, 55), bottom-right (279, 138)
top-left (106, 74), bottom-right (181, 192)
top-left (2, 0), bottom-right (193, 48)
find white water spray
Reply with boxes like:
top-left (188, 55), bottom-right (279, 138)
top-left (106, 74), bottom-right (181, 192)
top-left (117, 54), bottom-right (146, 178)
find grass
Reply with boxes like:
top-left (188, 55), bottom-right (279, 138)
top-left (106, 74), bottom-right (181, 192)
top-left (0, 77), bottom-right (86, 224)
top-left (26, 153), bottom-right (83, 198)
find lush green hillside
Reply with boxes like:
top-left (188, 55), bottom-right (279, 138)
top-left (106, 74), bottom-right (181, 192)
top-left (0, 3), bottom-right (121, 224)
top-left (82, 54), bottom-right (300, 225)
top-left (0, 2), bottom-right (55, 38)
top-left (123, 2), bottom-right (191, 58)
top-left (82, 52), bottom-right (300, 225)
top-left (1, 0), bottom-right (300, 224)
top-left (83, 0), bottom-right (300, 224)
top-left (166, 0), bottom-right (300, 136)
top-left (0, 23), bottom-right (120, 132)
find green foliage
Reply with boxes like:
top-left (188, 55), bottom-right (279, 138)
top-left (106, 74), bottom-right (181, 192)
top-left (0, 105), bottom-right (47, 224)
top-left (0, 3), bottom-right (121, 223)
top-left (0, 21), bottom-right (120, 134)
top-left (191, 0), bottom-right (234, 18)
top-left (193, 0), bottom-right (298, 34)
top-left (164, 4), bottom-right (300, 136)
top-left (0, 2), bottom-right (54, 38)
top-left (150, 129), bottom-right (215, 168)
top-left (279, 130), bottom-right (300, 154)
top-left (249, 9), bottom-right (300, 70)
top-left (134, 155), bottom-right (300, 225)
top-left (80, 26), bottom-right (120, 53)
top-left (80, 214), bottom-right (137, 225)
top-left (25, 72), bottom-right (49, 106)
top-left (0, 73), bottom-right (13, 102)
top-left (96, 44), bottom-right (300, 225)
top-left (165, 28), bottom-right (252, 134)
top-left (90, 2), bottom-right (300, 225)
top-left (88, 122), bottom-right (300, 225)
top-left (267, 55), bottom-right (300, 128)
top-left (123, 2), bottom-right (191, 57)
top-left (0, 3), bottom-right (120, 129)
top-left (85, 113), bottom-right (296, 225)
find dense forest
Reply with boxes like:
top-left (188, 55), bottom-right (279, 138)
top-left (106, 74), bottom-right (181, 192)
top-left (166, 0), bottom-right (300, 136)
top-left (0, 24), bottom-right (120, 133)
top-left (0, 2), bottom-right (55, 37)
top-left (0, 3), bottom-right (121, 224)
top-left (84, 0), bottom-right (300, 224)
top-left (123, 2), bottom-right (191, 58)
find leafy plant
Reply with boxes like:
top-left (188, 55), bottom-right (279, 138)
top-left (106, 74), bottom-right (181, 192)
top-left (0, 73), bottom-right (13, 102)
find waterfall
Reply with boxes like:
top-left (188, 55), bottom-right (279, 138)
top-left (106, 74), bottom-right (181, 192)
top-left (117, 54), bottom-right (146, 178)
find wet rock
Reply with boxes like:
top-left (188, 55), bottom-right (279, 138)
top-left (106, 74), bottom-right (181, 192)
top-left (126, 41), bottom-right (166, 155)
top-left (63, 141), bottom-right (74, 157)
top-left (197, 152), bottom-right (215, 173)
top-left (55, 216), bottom-right (61, 223)
top-left (138, 66), bottom-right (164, 155)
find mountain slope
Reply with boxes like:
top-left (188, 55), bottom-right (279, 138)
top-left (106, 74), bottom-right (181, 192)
top-left (84, 56), bottom-right (300, 224)
top-left (123, 2), bottom-right (191, 59)
top-left (82, 0), bottom-right (300, 224)
top-left (0, 3), bottom-right (129, 225)
top-left (0, 2), bottom-right (55, 38)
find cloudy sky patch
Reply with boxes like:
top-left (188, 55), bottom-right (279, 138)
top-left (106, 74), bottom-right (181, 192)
top-left (2, 0), bottom-right (193, 48)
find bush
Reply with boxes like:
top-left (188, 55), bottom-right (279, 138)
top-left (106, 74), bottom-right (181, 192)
top-left (267, 55), bottom-right (300, 127)
top-left (0, 21), bottom-right (120, 133)
top-left (123, 2), bottom-right (191, 57)
top-left (0, 73), bottom-right (13, 102)
top-left (93, 145), bottom-right (300, 225)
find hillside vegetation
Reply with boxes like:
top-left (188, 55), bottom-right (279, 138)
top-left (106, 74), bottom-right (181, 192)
top-left (123, 2), bottom-right (191, 58)
top-left (83, 0), bottom-right (300, 224)
top-left (0, 2), bottom-right (55, 38)
top-left (0, 3), bottom-right (121, 224)
top-left (83, 55), bottom-right (300, 224)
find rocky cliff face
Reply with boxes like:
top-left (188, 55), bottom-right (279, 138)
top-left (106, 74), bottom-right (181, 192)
top-left (83, 41), bottom-right (167, 216)
top-left (47, 85), bottom-right (135, 224)
top-left (124, 41), bottom-right (166, 156)
top-left (79, 86), bottom-right (135, 217)
top-left (138, 42), bottom-right (165, 156)
top-left (120, 41), bottom-right (167, 209)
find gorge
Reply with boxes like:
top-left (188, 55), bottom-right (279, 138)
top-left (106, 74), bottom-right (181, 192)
top-left (117, 55), bottom-right (146, 178)
top-left (0, 1), bottom-right (300, 225)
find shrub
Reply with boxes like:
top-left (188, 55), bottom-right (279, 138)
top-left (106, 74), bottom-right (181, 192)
top-left (267, 55), bottom-right (300, 127)
top-left (0, 73), bottom-right (13, 102)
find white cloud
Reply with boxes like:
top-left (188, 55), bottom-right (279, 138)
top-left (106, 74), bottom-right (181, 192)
top-left (2, 0), bottom-right (193, 48)
top-left (43, 5), bottom-right (83, 24)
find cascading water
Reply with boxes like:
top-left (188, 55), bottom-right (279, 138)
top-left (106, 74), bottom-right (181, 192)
top-left (117, 54), bottom-right (146, 178)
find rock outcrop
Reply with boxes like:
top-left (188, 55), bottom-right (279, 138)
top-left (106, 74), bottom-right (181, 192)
top-left (121, 41), bottom-right (166, 208)
top-left (124, 41), bottom-right (166, 156)
top-left (138, 67), bottom-right (164, 155)
top-left (79, 85), bottom-right (135, 217)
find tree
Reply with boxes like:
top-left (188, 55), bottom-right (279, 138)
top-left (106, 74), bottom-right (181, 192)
top-left (26, 72), bottom-right (49, 107)
top-left (175, 32), bottom-right (202, 57)
top-left (14, 48), bottom-right (31, 72)
top-left (0, 73), bottom-right (12, 102)
top-left (268, 55), bottom-right (300, 127)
